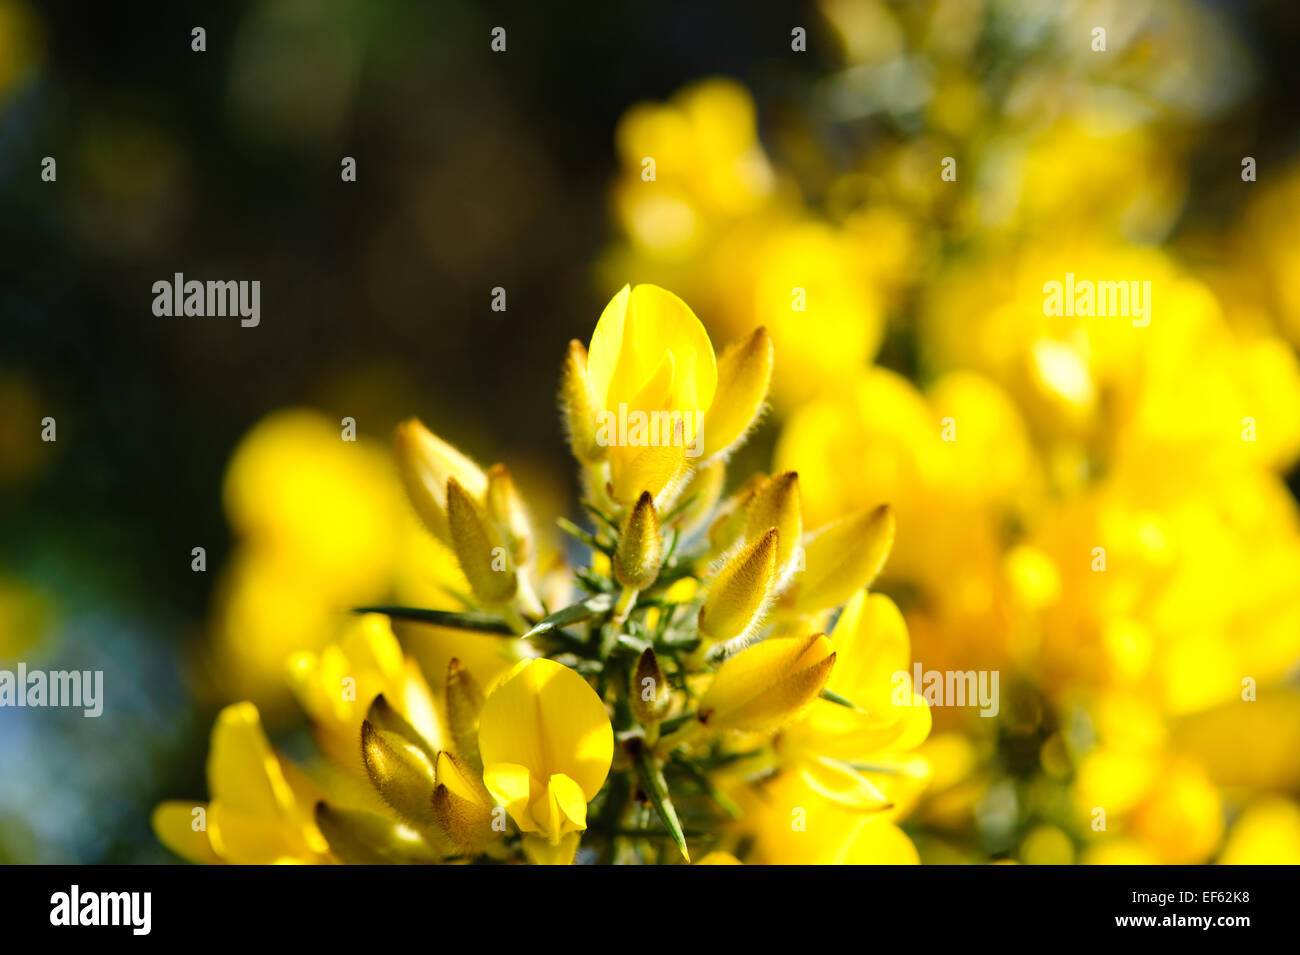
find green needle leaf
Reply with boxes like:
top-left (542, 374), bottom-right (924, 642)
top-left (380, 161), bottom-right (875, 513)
top-left (522, 593), bottom-right (614, 640)
top-left (633, 746), bottom-right (690, 862)
top-left (353, 606), bottom-right (514, 635)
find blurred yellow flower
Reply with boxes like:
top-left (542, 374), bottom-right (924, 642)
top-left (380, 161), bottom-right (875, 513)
top-left (153, 702), bottom-right (330, 864)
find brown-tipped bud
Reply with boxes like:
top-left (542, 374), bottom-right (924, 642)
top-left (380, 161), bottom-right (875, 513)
top-left (560, 339), bottom-right (607, 463)
top-left (790, 504), bottom-right (895, 615)
top-left (446, 475), bottom-right (518, 605)
top-left (744, 471), bottom-right (802, 574)
top-left (366, 694), bottom-right (437, 764)
top-left (630, 647), bottom-right (673, 724)
top-left (431, 751), bottom-right (497, 856)
top-left (698, 527), bottom-right (780, 645)
top-left (445, 658), bottom-right (485, 774)
top-left (486, 463), bottom-right (533, 564)
top-left (394, 418), bottom-right (488, 546)
top-left (360, 720), bottom-right (438, 829)
top-left (614, 491), bottom-right (663, 590)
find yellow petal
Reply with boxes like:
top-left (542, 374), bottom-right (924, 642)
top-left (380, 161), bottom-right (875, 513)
top-left (152, 802), bottom-right (222, 865)
top-left (208, 804), bottom-right (317, 864)
top-left (536, 773), bottom-right (589, 841)
top-left (482, 762), bottom-right (534, 830)
top-left (791, 504), bottom-right (894, 615)
top-left (798, 757), bottom-right (892, 811)
top-left (695, 851), bottom-right (743, 865)
top-left (522, 830), bottom-right (582, 865)
top-left (827, 591), bottom-right (911, 708)
top-left (702, 326), bottom-right (773, 462)
top-left (587, 284), bottom-right (717, 415)
top-left (478, 658), bottom-right (614, 799)
top-left (436, 750), bottom-right (491, 807)
top-left (607, 441), bottom-right (687, 505)
top-left (207, 702), bottom-right (297, 819)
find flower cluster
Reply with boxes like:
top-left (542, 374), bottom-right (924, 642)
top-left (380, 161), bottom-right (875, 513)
top-left (598, 1), bottom-right (1300, 863)
top-left (154, 284), bottom-right (930, 864)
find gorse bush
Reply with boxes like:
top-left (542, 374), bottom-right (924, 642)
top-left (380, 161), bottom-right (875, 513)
top-left (154, 284), bottom-right (930, 865)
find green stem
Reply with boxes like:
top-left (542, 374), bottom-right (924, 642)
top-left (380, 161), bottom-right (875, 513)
top-left (612, 585), bottom-right (638, 625)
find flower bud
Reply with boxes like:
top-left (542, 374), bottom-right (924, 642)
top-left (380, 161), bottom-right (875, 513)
top-left (446, 475), bottom-right (518, 605)
top-left (631, 647), bottom-right (673, 724)
top-left (431, 751), bottom-right (497, 856)
top-left (394, 418), bottom-right (488, 547)
top-left (560, 340), bottom-right (607, 463)
top-left (486, 463), bottom-right (533, 564)
top-left (315, 802), bottom-right (440, 865)
top-left (614, 491), bottom-right (663, 590)
top-left (360, 720), bottom-right (438, 829)
top-left (697, 633), bottom-right (836, 734)
top-left (445, 658), bottom-right (485, 774)
top-left (744, 471), bottom-right (802, 576)
top-left (698, 528), bottom-right (779, 645)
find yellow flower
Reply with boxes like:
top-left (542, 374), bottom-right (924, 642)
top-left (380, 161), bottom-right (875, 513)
top-left (740, 772), bottom-right (919, 865)
top-left (153, 702), bottom-right (330, 864)
top-left (477, 658), bottom-right (614, 864)
top-left (780, 592), bottom-right (931, 781)
top-left (612, 77), bottom-right (775, 253)
top-left (212, 409), bottom-right (402, 711)
top-left (1218, 798), bottom-right (1300, 864)
top-left (575, 284), bottom-right (771, 508)
top-left (584, 284), bottom-right (715, 504)
top-left (1129, 761), bottom-right (1224, 864)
